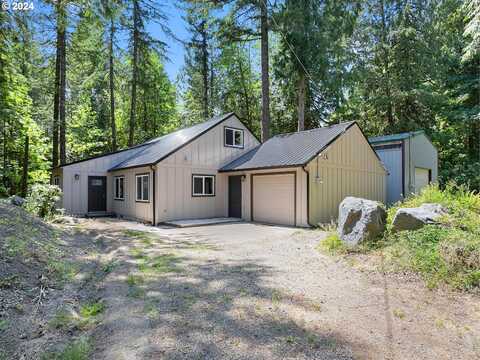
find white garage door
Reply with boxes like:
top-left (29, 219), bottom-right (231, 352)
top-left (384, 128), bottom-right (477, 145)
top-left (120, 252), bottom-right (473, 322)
top-left (252, 173), bottom-right (295, 226)
top-left (415, 167), bottom-right (430, 194)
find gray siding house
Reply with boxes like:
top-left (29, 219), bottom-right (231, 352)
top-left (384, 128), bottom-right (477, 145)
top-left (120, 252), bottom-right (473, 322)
top-left (53, 113), bottom-right (386, 227)
top-left (370, 131), bottom-right (438, 205)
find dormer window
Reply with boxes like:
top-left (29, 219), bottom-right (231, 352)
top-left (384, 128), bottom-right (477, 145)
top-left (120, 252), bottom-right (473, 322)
top-left (224, 127), bottom-right (244, 148)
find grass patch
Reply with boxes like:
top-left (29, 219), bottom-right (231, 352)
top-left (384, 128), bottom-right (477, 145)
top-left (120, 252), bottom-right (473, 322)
top-left (393, 308), bottom-right (405, 319)
top-left (47, 260), bottom-right (78, 283)
top-left (79, 301), bottom-right (105, 318)
top-left (327, 184), bottom-right (480, 291)
top-left (135, 253), bottom-right (182, 274)
top-left (126, 273), bottom-right (146, 298)
top-left (318, 232), bottom-right (347, 254)
top-left (42, 336), bottom-right (91, 360)
top-left (123, 230), bottom-right (156, 246)
top-left (49, 301), bottom-right (105, 331)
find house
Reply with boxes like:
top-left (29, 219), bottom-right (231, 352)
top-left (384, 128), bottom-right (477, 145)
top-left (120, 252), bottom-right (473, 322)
top-left (369, 131), bottom-right (438, 205)
top-left (53, 113), bottom-right (387, 227)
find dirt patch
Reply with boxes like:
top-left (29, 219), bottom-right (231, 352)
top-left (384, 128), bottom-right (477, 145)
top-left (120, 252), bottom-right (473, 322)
top-left (2, 212), bottom-right (479, 359)
top-left (0, 201), bottom-right (108, 359)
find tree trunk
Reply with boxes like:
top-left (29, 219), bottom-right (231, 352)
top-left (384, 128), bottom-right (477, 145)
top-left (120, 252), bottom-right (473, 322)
top-left (109, 16), bottom-right (117, 151)
top-left (379, 0), bottom-right (393, 126)
top-left (201, 20), bottom-right (209, 119)
top-left (260, 1), bottom-right (270, 142)
top-left (59, 8), bottom-right (66, 165)
top-left (297, 72), bottom-right (306, 131)
top-left (129, 0), bottom-right (140, 147)
top-left (52, 2), bottom-right (62, 168)
top-left (21, 135), bottom-right (29, 197)
top-left (237, 56), bottom-right (251, 125)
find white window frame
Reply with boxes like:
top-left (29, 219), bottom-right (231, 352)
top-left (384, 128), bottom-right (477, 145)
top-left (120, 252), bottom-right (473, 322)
top-left (114, 176), bottom-right (125, 200)
top-left (53, 176), bottom-right (60, 186)
top-left (135, 174), bottom-right (150, 202)
top-left (224, 127), bottom-right (244, 148)
top-left (192, 174), bottom-right (215, 197)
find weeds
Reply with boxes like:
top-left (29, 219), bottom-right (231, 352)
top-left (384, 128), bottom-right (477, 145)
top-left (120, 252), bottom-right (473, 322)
top-left (320, 184), bottom-right (480, 291)
top-left (318, 233), bottom-right (347, 254)
top-left (42, 336), bottom-right (91, 360)
top-left (0, 319), bottom-right (8, 331)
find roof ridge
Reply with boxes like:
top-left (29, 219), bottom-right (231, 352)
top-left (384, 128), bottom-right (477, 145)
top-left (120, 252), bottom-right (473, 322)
top-left (271, 121), bottom-right (355, 139)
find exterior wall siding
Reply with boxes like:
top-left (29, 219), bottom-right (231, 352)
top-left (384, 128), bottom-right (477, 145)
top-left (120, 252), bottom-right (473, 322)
top-left (56, 146), bottom-right (147, 215)
top-left (155, 116), bottom-right (259, 222)
top-left (408, 134), bottom-right (438, 194)
top-left (110, 166), bottom-right (153, 222)
top-left (308, 124), bottom-right (387, 224)
top-left (221, 167), bottom-right (309, 227)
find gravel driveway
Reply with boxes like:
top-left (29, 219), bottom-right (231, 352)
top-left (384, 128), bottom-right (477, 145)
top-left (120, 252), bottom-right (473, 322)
top-left (77, 218), bottom-right (479, 360)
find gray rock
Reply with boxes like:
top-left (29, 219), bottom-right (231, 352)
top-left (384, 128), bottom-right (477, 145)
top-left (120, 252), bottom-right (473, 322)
top-left (9, 195), bottom-right (25, 207)
top-left (392, 203), bottom-right (446, 232)
top-left (337, 197), bottom-right (387, 246)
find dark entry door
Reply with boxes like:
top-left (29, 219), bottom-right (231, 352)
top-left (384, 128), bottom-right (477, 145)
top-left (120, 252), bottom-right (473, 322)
top-left (88, 176), bottom-right (107, 212)
top-left (228, 176), bottom-right (242, 218)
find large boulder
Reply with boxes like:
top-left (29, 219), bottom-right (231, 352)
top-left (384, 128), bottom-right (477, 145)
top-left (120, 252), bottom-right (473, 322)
top-left (391, 203), bottom-right (446, 232)
top-left (9, 195), bottom-right (25, 207)
top-left (337, 197), bottom-right (387, 246)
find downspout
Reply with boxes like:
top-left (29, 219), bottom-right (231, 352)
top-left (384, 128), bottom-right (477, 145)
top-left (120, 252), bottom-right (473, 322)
top-left (301, 166), bottom-right (314, 227)
top-left (151, 165), bottom-right (156, 226)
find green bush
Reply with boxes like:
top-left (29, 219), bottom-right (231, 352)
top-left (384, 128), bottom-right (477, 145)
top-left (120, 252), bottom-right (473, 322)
top-left (24, 184), bottom-right (62, 219)
top-left (381, 183), bottom-right (480, 290)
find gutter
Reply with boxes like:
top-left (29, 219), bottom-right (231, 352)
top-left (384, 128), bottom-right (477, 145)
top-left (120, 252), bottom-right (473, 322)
top-left (301, 166), bottom-right (314, 227)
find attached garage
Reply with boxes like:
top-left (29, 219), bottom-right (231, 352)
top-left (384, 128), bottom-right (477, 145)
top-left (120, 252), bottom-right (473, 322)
top-left (252, 172), bottom-right (296, 226)
top-left (370, 131), bottom-right (438, 205)
top-left (220, 121), bottom-right (387, 226)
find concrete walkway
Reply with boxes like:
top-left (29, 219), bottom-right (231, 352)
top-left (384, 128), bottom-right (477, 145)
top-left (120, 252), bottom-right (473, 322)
top-left (163, 217), bottom-right (243, 227)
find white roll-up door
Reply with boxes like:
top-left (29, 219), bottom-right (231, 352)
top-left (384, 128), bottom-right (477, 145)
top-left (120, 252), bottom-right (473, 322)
top-left (415, 167), bottom-right (430, 194)
top-left (252, 173), bottom-right (295, 226)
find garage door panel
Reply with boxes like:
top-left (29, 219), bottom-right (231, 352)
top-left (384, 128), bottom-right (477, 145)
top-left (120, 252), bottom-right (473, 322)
top-left (415, 167), bottom-right (429, 194)
top-left (252, 173), bottom-right (295, 226)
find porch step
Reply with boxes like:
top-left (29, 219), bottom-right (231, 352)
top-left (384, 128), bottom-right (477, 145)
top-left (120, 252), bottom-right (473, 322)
top-left (163, 217), bottom-right (243, 228)
top-left (86, 212), bottom-right (114, 218)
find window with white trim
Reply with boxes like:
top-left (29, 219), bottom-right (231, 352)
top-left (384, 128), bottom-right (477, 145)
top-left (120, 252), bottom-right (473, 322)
top-left (114, 176), bottom-right (124, 200)
top-left (135, 174), bottom-right (149, 202)
top-left (224, 127), bottom-right (244, 148)
top-left (53, 176), bottom-right (60, 186)
top-left (192, 175), bottom-right (215, 196)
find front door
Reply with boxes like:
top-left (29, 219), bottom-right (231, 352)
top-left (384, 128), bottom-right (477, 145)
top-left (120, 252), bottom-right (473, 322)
top-left (228, 176), bottom-right (242, 218)
top-left (88, 176), bottom-right (107, 212)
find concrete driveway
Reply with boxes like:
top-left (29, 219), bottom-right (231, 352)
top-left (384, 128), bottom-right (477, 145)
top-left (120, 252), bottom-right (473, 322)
top-left (76, 218), bottom-right (479, 360)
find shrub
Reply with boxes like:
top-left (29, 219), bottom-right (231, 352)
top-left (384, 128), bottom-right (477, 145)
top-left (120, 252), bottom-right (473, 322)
top-left (24, 184), bottom-right (62, 219)
top-left (381, 183), bottom-right (480, 290)
top-left (319, 233), bottom-right (347, 254)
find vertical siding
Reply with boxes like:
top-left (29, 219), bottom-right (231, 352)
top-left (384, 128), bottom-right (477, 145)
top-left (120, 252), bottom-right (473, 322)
top-left (110, 166), bottom-right (153, 222)
top-left (58, 146), bottom-right (148, 215)
top-left (222, 167), bottom-right (309, 227)
top-left (308, 124), bottom-right (387, 224)
top-left (409, 134), bottom-right (438, 193)
top-left (155, 116), bottom-right (259, 222)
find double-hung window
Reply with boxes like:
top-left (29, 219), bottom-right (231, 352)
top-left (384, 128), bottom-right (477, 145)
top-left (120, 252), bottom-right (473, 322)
top-left (224, 127), bottom-right (244, 148)
top-left (136, 174), bottom-right (149, 202)
top-left (53, 176), bottom-right (60, 186)
top-left (192, 175), bottom-right (215, 197)
top-left (114, 176), bottom-right (124, 200)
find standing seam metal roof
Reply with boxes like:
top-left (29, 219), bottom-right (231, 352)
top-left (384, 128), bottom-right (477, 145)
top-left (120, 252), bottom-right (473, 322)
top-left (108, 113), bottom-right (235, 171)
top-left (219, 121), bottom-right (356, 172)
top-left (369, 130), bottom-right (424, 144)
